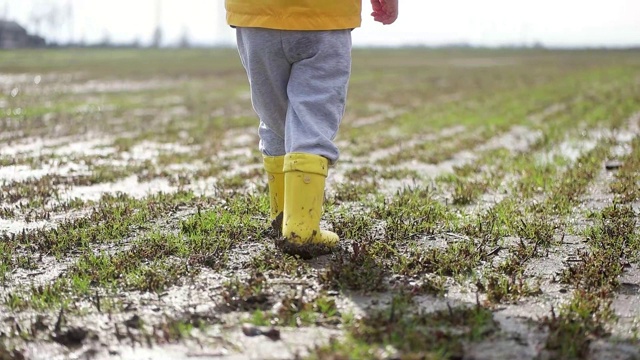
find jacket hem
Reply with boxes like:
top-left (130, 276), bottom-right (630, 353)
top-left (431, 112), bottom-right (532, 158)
top-left (227, 13), bottom-right (361, 30)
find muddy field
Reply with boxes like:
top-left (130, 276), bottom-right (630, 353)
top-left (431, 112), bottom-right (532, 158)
top-left (0, 48), bottom-right (639, 360)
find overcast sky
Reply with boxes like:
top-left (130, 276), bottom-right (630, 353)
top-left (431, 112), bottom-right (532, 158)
top-left (1, 0), bottom-right (639, 48)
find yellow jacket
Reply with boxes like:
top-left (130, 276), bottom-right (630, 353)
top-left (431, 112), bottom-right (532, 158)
top-left (225, 0), bottom-right (362, 30)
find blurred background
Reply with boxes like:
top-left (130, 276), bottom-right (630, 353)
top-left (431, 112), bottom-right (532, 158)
top-left (1, 0), bottom-right (639, 49)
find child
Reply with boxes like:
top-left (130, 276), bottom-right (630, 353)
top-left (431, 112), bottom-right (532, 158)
top-left (226, 0), bottom-right (399, 257)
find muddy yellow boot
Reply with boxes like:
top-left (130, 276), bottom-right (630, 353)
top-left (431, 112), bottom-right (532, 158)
top-left (263, 155), bottom-right (285, 235)
top-left (281, 153), bottom-right (339, 257)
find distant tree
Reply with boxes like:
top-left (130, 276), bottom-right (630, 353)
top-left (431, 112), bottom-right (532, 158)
top-left (44, 5), bottom-right (61, 37)
top-left (29, 12), bottom-right (43, 36)
top-left (151, 0), bottom-right (163, 48)
top-left (152, 27), bottom-right (162, 48)
top-left (29, 2), bottom-right (64, 42)
top-left (66, 0), bottom-right (74, 45)
top-left (532, 41), bottom-right (546, 49)
top-left (179, 27), bottom-right (190, 48)
top-left (100, 30), bottom-right (111, 47)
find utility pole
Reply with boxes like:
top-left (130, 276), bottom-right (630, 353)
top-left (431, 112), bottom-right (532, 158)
top-left (67, 0), bottom-right (74, 45)
top-left (152, 0), bottom-right (163, 48)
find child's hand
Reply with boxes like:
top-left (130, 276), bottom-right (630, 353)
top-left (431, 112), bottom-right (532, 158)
top-left (370, 0), bottom-right (398, 25)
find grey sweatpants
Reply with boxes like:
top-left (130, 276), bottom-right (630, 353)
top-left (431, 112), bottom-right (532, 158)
top-left (236, 27), bottom-right (352, 164)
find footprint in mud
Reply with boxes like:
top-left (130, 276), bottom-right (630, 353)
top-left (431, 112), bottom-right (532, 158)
top-left (52, 327), bottom-right (90, 347)
top-left (618, 282), bottom-right (640, 295)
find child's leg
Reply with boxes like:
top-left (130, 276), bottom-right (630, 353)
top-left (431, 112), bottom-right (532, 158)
top-left (235, 27), bottom-right (289, 156)
top-left (236, 28), bottom-right (352, 161)
top-left (236, 28), bottom-right (290, 232)
top-left (283, 30), bottom-right (352, 164)
top-left (279, 30), bottom-right (352, 256)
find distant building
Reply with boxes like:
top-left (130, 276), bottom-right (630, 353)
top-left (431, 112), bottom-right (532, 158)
top-left (0, 20), bottom-right (46, 49)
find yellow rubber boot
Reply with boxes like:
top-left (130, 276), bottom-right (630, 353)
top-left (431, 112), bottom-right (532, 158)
top-left (281, 153), bottom-right (339, 256)
top-left (263, 155), bottom-right (285, 234)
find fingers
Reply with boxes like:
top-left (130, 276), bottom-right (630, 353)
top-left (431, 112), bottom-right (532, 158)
top-left (371, 11), bottom-right (396, 25)
top-left (371, 13), bottom-right (391, 25)
top-left (370, 0), bottom-right (398, 25)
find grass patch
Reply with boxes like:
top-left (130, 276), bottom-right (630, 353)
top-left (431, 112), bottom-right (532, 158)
top-left (311, 294), bottom-right (497, 359)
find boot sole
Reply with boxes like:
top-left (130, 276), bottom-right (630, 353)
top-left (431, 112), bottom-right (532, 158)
top-left (275, 236), bottom-right (334, 259)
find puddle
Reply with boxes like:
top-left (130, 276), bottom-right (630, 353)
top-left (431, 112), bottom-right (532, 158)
top-left (528, 103), bottom-right (567, 124)
top-left (0, 165), bottom-right (51, 182)
top-left (0, 134), bottom-right (117, 159)
top-left (538, 138), bottom-right (598, 164)
top-left (53, 138), bottom-right (116, 157)
top-left (350, 107), bottom-right (407, 128)
top-left (121, 141), bottom-right (198, 162)
top-left (0, 73), bottom-right (80, 90)
top-left (0, 218), bottom-right (51, 234)
top-left (185, 177), bottom-right (219, 197)
top-left (614, 130), bottom-right (638, 144)
top-left (164, 162), bottom-right (204, 172)
top-left (0, 161), bottom-right (92, 182)
top-left (63, 175), bottom-right (175, 202)
top-left (57, 79), bottom-right (175, 95)
top-left (0, 73), bottom-right (86, 98)
top-left (397, 150), bottom-right (476, 179)
top-left (0, 136), bottom-right (76, 157)
top-left (216, 147), bottom-right (253, 160)
top-left (0, 73), bottom-right (37, 88)
top-left (626, 111), bottom-right (640, 134)
top-left (610, 143), bottom-right (633, 158)
top-left (222, 128), bottom-right (258, 148)
top-left (357, 125), bottom-right (467, 163)
top-left (476, 125), bottom-right (542, 153)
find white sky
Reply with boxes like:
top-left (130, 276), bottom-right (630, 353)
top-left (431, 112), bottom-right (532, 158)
top-left (1, 0), bottom-right (639, 47)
